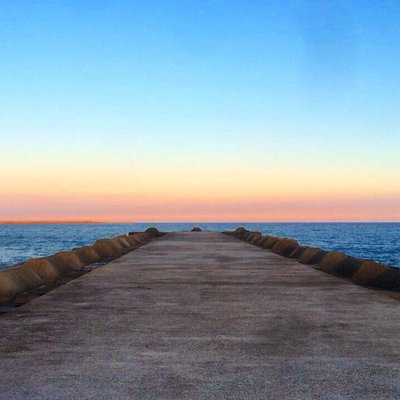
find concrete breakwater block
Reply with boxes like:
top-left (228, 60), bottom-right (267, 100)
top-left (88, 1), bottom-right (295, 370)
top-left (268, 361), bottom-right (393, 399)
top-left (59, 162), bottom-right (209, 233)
top-left (254, 235), bottom-right (268, 247)
top-left (351, 261), bottom-right (388, 286)
top-left (115, 235), bottom-right (132, 248)
top-left (248, 232), bottom-right (263, 244)
top-left (241, 231), bottom-right (258, 241)
top-left (220, 227), bottom-right (253, 241)
top-left (349, 260), bottom-right (400, 291)
top-left (24, 258), bottom-right (63, 283)
top-left (256, 236), bottom-right (272, 248)
top-left (272, 238), bottom-right (299, 257)
top-left (145, 227), bottom-right (163, 237)
top-left (263, 237), bottom-right (280, 249)
top-left (298, 247), bottom-right (327, 265)
top-left (365, 265), bottom-right (400, 291)
top-left (73, 246), bottom-right (102, 265)
top-left (241, 231), bottom-right (253, 241)
top-left (0, 230), bottom-right (161, 306)
top-left (0, 265), bottom-right (44, 304)
top-left (234, 227), bottom-right (247, 236)
top-left (127, 234), bottom-right (144, 245)
top-left (106, 238), bottom-right (125, 253)
top-left (316, 252), bottom-right (363, 278)
top-left (50, 251), bottom-right (85, 272)
top-left (316, 251), bottom-right (348, 272)
top-left (288, 246), bottom-right (307, 259)
top-left (91, 240), bottom-right (114, 258)
top-left (131, 232), bottom-right (151, 243)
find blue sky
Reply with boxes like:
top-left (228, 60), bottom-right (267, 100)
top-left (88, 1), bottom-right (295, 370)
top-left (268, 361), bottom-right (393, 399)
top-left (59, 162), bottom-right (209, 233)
top-left (0, 1), bottom-right (399, 221)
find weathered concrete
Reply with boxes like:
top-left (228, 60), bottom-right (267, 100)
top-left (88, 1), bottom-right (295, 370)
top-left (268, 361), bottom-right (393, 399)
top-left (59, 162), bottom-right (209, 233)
top-left (1, 232), bottom-right (400, 399)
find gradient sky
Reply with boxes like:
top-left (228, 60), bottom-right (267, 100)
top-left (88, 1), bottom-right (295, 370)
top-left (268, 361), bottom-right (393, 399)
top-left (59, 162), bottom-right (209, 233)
top-left (1, 1), bottom-right (399, 222)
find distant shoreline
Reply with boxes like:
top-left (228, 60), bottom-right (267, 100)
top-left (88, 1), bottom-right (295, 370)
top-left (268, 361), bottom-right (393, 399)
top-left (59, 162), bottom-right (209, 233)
top-left (0, 221), bottom-right (102, 225)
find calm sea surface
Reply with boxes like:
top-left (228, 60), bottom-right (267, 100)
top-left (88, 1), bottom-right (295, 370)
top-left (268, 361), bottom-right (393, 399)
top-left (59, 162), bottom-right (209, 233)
top-left (0, 222), bottom-right (399, 269)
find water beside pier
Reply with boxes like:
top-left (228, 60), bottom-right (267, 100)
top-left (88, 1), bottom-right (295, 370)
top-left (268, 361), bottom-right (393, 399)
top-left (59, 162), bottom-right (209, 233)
top-left (0, 222), bottom-right (399, 268)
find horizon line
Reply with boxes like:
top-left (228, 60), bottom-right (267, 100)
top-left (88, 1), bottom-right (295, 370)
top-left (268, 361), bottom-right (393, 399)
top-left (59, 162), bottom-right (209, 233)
top-left (0, 220), bottom-right (102, 225)
top-left (1, 220), bottom-right (399, 225)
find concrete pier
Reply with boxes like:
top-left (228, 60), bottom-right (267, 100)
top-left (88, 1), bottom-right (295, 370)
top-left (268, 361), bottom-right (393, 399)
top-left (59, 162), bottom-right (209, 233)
top-left (1, 232), bottom-right (400, 399)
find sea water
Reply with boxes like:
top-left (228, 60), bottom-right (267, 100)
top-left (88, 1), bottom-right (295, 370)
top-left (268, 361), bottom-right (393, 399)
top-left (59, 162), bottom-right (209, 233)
top-left (0, 222), bottom-right (399, 268)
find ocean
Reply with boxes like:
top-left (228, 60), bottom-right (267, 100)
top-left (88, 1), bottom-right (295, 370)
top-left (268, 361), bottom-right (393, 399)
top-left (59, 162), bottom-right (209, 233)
top-left (0, 222), bottom-right (399, 269)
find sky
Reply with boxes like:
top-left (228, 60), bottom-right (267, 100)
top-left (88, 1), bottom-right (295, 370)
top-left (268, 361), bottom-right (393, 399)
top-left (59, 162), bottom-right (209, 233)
top-left (0, 0), bottom-right (399, 222)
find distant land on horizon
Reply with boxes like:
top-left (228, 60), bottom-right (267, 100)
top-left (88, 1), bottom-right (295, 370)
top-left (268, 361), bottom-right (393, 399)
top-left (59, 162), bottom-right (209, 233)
top-left (1, 220), bottom-right (400, 225)
top-left (0, 220), bottom-right (102, 225)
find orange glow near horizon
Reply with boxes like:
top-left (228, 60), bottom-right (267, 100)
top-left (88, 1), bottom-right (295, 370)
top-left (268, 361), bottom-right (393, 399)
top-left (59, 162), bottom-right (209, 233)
top-left (1, 192), bottom-right (399, 223)
top-left (1, 150), bottom-right (399, 223)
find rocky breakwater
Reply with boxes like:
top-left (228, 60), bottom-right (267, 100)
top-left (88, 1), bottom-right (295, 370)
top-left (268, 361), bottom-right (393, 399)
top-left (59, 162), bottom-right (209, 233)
top-left (0, 227), bottom-right (163, 307)
top-left (225, 227), bottom-right (400, 293)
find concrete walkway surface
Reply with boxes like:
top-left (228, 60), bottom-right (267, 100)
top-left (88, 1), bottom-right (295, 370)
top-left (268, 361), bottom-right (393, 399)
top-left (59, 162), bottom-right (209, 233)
top-left (1, 232), bottom-right (400, 399)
